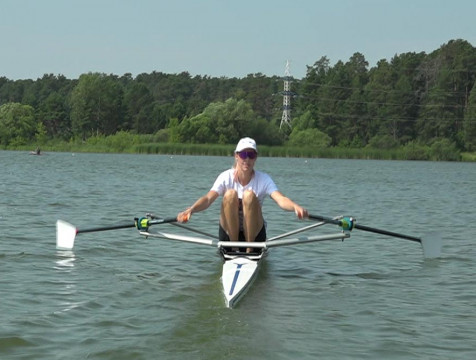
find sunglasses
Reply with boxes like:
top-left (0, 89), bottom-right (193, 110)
top-left (237, 150), bottom-right (257, 160)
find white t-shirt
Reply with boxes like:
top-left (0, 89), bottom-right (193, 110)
top-left (210, 168), bottom-right (278, 205)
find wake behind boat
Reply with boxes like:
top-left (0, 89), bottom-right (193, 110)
top-left (55, 213), bottom-right (442, 308)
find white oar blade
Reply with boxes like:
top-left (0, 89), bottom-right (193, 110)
top-left (56, 220), bottom-right (77, 250)
top-left (420, 233), bottom-right (442, 259)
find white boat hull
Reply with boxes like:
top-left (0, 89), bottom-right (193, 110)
top-left (222, 253), bottom-right (263, 308)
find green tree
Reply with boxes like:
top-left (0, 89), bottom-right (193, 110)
top-left (150, 102), bottom-right (172, 131)
top-left (315, 60), bottom-right (352, 145)
top-left (167, 117), bottom-right (182, 143)
top-left (0, 79), bottom-right (28, 104)
top-left (0, 103), bottom-right (36, 145)
top-left (70, 73), bottom-right (124, 139)
top-left (464, 84), bottom-right (476, 151)
top-left (177, 113), bottom-right (217, 143)
top-left (123, 82), bottom-right (154, 133)
top-left (239, 73), bottom-right (280, 120)
top-left (173, 98), bottom-right (269, 145)
top-left (299, 56), bottom-right (331, 129)
top-left (35, 121), bottom-right (47, 144)
top-left (416, 40), bottom-right (476, 145)
top-left (291, 110), bottom-right (318, 130)
top-left (37, 91), bottom-right (70, 139)
top-left (204, 98), bottom-right (256, 144)
top-left (342, 52), bottom-right (369, 146)
top-left (364, 60), bottom-right (395, 140)
top-left (386, 52), bottom-right (425, 143)
top-left (249, 117), bottom-right (282, 146)
top-left (288, 128), bottom-right (331, 147)
top-left (416, 88), bottom-right (452, 140)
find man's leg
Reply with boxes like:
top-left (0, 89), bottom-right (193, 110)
top-left (242, 189), bottom-right (264, 252)
top-left (220, 189), bottom-right (240, 241)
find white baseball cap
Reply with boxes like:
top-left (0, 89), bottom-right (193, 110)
top-left (235, 137), bottom-right (258, 153)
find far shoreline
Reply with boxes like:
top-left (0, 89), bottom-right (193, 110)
top-left (4, 141), bottom-right (475, 162)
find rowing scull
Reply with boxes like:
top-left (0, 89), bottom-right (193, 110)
top-left (139, 227), bottom-right (349, 308)
top-left (56, 214), bottom-right (439, 308)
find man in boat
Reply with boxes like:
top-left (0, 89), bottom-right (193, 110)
top-left (177, 137), bottom-right (308, 252)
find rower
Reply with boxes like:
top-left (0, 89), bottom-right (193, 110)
top-left (177, 137), bottom-right (308, 253)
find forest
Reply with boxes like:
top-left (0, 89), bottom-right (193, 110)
top-left (1, 39), bottom-right (475, 160)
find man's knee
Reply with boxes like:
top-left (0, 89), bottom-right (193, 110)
top-left (242, 189), bottom-right (258, 208)
top-left (223, 189), bottom-right (238, 204)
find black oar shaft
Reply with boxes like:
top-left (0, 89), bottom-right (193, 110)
top-left (309, 214), bottom-right (421, 243)
top-left (149, 217), bottom-right (177, 226)
top-left (353, 223), bottom-right (421, 243)
top-left (78, 223), bottom-right (135, 234)
top-left (77, 217), bottom-right (177, 234)
top-left (308, 214), bottom-right (341, 226)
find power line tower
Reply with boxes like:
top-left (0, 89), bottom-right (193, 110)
top-left (280, 60), bottom-right (293, 129)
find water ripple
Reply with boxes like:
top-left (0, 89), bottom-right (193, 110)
top-left (1, 152), bottom-right (475, 359)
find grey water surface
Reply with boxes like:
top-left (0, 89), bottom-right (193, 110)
top-left (1, 150), bottom-right (475, 359)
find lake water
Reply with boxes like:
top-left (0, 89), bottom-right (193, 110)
top-left (1, 150), bottom-right (475, 359)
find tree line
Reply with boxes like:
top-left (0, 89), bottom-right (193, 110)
top-left (1, 39), bottom-right (475, 154)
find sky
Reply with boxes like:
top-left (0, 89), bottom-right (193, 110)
top-left (1, 0), bottom-right (475, 80)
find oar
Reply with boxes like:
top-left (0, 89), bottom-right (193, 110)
top-left (308, 214), bottom-right (442, 258)
top-left (146, 212), bottom-right (219, 239)
top-left (56, 217), bottom-right (177, 250)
